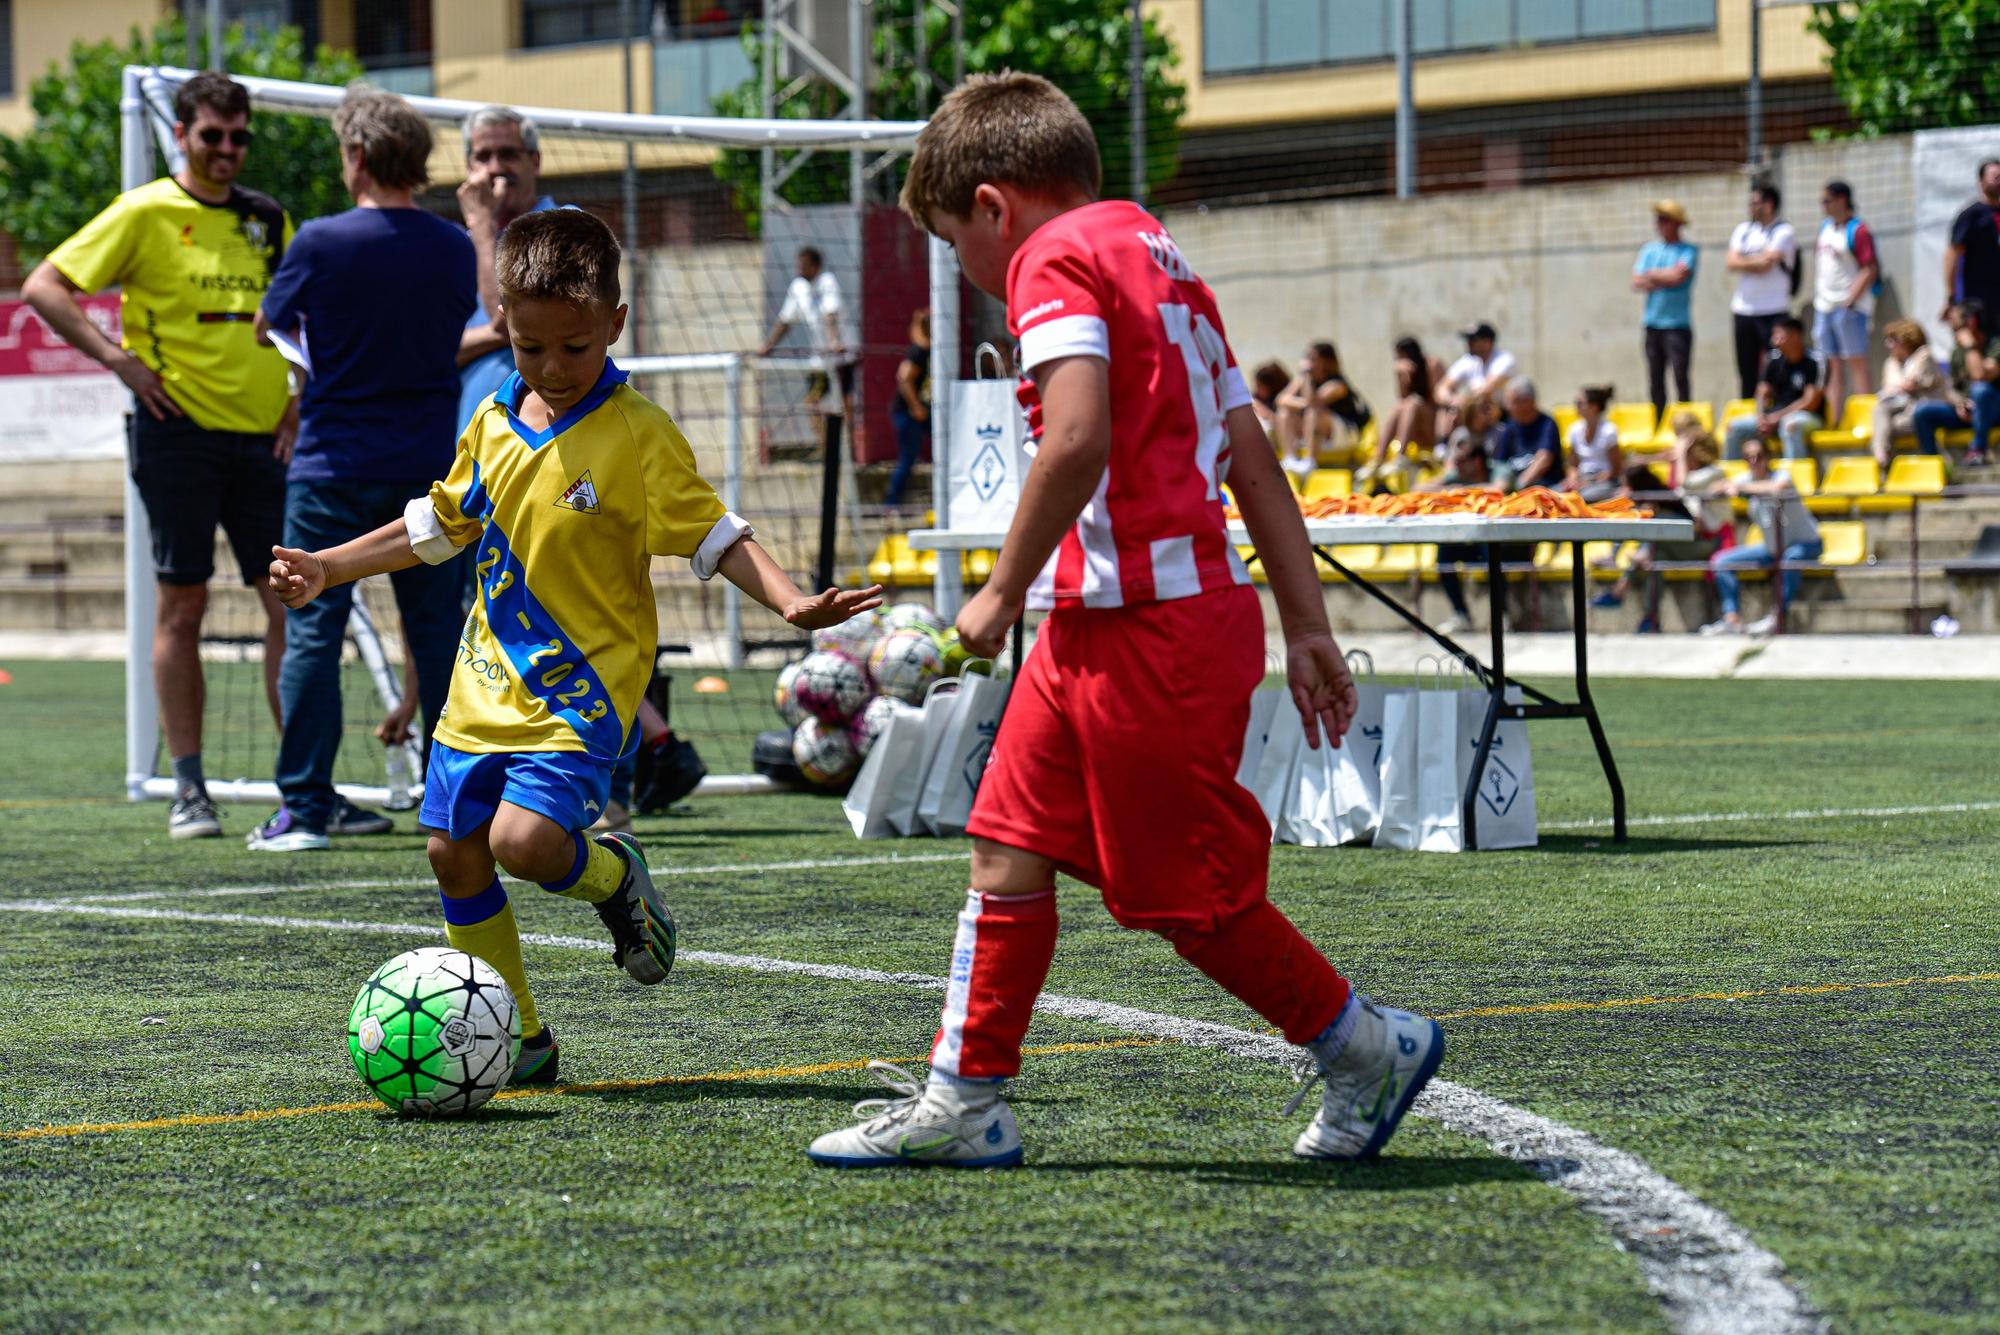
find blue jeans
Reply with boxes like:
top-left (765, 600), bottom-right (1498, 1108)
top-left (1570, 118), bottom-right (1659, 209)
top-left (884, 409), bottom-right (931, 506)
top-left (1723, 410), bottom-right (1823, 460)
top-left (1911, 382), bottom-right (2000, 456)
top-left (276, 479), bottom-right (466, 830)
top-left (1711, 538), bottom-right (1823, 615)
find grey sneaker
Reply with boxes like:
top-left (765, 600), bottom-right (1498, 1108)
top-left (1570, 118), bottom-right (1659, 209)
top-left (168, 791), bottom-right (222, 840)
top-left (329, 796), bottom-right (393, 836)
top-left (243, 807), bottom-right (330, 852)
top-left (1291, 997), bottom-right (1444, 1160)
top-left (807, 1062), bottom-right (1023, 1168)
top-left (591, 832), bottom-right (675, 984)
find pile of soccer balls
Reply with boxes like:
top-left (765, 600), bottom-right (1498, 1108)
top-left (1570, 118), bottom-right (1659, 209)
top-left (774, 603), bottom-right (980, 788)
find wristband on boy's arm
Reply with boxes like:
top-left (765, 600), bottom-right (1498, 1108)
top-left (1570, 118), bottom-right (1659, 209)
top-left (692, 512), bottom-right (753, 580)
top-left (404, 498), bottom-right (465, 565)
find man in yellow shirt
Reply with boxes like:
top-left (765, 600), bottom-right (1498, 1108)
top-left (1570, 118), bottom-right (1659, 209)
top-left (23, 71), bottom-right (296, 840)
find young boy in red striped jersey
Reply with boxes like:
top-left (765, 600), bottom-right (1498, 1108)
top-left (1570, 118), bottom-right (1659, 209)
top-left (808, 73), bottom-right (1443, 1168)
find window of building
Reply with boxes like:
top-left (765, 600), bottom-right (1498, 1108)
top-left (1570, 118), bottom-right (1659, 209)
top-left (0, 0), bottom-right (14, 101)
top-left (1201, 0), bottom-right (1716, 75)
top-left (521, 0), bottom-right (646, 48)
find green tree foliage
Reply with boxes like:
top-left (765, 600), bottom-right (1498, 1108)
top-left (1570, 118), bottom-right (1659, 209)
top-left (712, 0), bottom-right (1185, 234)
top-left (0, 18), bottom-right (365, 263)
top-left (1809, 0), bottom-right (2000, 137)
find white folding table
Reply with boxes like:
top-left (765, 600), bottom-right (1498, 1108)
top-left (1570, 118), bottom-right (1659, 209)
top-left (910, 514), bottom-right (1692, 849)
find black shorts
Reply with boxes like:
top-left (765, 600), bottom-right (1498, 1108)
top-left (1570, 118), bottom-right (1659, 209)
top-left (128, 413), bottom-right (286, 587)
top-left (805, 362), bottom-right (858, 412)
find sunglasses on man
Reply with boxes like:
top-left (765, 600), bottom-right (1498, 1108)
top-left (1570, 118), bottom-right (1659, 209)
top-left (197, 127), bottom-right (253, 148)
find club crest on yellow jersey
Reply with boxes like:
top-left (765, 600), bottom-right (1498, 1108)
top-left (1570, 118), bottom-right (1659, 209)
top-left (555, 471), bottom-right (600, 514)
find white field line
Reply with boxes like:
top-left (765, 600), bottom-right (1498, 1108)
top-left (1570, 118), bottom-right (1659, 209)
top-left (1542, 799), bottom-right (2000, 832)
top-left (1, 898), bottom-right (1821, 1335)
top-left (61, 851), bottom-right (970, 904)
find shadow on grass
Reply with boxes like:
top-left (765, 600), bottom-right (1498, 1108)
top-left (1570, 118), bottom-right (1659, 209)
top-left (1031, 1154), bottom-right (1536, 1190)
top-left (1529, 834), bottom-right (1800, 855)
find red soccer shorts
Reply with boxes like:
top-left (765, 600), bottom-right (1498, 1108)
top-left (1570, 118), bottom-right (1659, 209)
top-left (966, 584), bottom-right (1272, 932)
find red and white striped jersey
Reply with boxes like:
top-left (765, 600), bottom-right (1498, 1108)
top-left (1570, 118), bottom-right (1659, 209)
top-left (1007, 200), bottom-right (1252, 610)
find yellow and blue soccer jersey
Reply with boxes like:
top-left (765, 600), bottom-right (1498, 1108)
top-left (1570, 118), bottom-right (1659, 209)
top-left (412, 360), bottom-right (744, 762)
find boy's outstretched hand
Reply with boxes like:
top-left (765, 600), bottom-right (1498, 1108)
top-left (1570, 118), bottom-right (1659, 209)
top-left (784, 584), bottom-right (885, 631)
top-left (269, 545), bottom-right (328, 609)
top-left (1287, 632), bottom-right (1358, 750)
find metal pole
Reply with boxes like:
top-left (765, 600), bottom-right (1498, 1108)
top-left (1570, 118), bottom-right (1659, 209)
top-left (122, 67), bottom-right (160, 799)
top-left (1129, 0), bottom-right (1146, 207)
top-left (1394, 0), bottom-right (1414, 199)
top-left (849, 0), bottom-right (864, 206)
top-left (184, 0), bottom-right (200, 68)
top-left (206, 0), bottom-right (222, 70)
top-left (622, 0), bottom-right (642, 354)
top-left (1748, 0), bottom-right (1763, 171)
top-left (929, 233), bottom-right (964, 617)
top-left (760, 0), bottom-right (776, 228)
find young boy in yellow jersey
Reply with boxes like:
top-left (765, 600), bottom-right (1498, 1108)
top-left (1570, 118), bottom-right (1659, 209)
top-left (270, 209), bottom-right (880, 1083)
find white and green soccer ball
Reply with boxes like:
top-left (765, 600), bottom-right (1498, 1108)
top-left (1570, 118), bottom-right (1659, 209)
top-left (348, 947), bottom-right (520, 1117)
top-left (792, 714), bottom-right (861, 787)
top-left (869, 628), bottom-right (946, 704)
top-left (882, 602), bottom-right (945, 637)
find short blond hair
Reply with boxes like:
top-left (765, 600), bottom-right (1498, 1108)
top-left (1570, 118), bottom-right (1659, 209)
top-left (900, 71), bottom-right (1101, 230)
top-left (334, 89), bottom-right (432, 191)
top-left (497, 208), bottom-right (621, 311)
top-left (1882, 317), bottom-right (1925, 350)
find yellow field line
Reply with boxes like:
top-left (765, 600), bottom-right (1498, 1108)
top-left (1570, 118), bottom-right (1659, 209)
top-left (1434, 971), bottom-right (2000, 1021)
top-left (3, 1038), bottom-right (1162, 1143)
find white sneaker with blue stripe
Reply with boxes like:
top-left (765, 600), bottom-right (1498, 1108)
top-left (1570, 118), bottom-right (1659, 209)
top-left (1291, 997), bottom-right (1444, 1160)
top-left (807, 1062), bottom-right (1022, 1169)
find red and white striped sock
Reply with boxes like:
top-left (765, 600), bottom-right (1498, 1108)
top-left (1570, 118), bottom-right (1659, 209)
top-left (928, 889), bottom-right (1059, 1084)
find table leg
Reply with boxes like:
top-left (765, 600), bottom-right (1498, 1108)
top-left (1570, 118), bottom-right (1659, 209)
top-left (1461, 545), bottom-right (1509, 851)
top-left (1572, 541), bottom-right (1627, 841)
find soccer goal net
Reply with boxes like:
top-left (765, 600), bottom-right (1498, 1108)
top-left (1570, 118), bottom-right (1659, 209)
top-left (118, 64), bottom-right (934, 807)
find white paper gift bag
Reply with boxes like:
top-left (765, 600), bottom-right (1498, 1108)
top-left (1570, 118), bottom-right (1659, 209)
top-left (899, 678), bottom-right (963, 836)
top-left (1247, 691), bottom-right (1307, 837)
top-left (1290, 718), bottom-right (1381, 847)
top-left (945, 346), bottom-right (1029, 534)
top-left (842, 700), bottom-right (926, 839)
top-left (915, 668), bottom-right (1012, 838)
top-left (1457, 685), bottom-right (1538, 850)
top-left (1371, 686), bottom-right (1422, 850)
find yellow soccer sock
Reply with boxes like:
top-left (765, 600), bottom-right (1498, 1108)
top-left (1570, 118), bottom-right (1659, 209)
top-left (441, 882), bottom-right (543, 1041)
top-left (539, 830), bottom-right (628, 906)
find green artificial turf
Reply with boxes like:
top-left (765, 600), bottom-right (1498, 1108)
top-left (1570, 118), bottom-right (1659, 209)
top-left (1, 660), bottom-right (1996, 1333)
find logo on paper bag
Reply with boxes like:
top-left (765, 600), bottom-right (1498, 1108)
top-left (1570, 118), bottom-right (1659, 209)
top-left (1475, 754), bottom-right (1522, 817)
top-left (961, 719), bottom-right (1000, 797)
top-left (1364, 723), bottom-right (1384, 770)
top-left (969, 424), bottom-right (1010, 503)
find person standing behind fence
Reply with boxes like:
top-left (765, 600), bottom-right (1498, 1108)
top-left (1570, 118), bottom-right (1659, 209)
top-left (884, 309), bottom-right (931, 506)
top-left (1814, 181), bottom-right (1879, 427)
top-left (1726, 182), bottom-right (1798, 401)
top-left (245, 90), bottom-right (477, 852)
top-left (1632, 199), bottom-right (1698, 424)
top-left (22, 71), bottom-right (295, 842)
top-left (1943, 160), bottom-right (2000, 322)
top-left (756, 246), bottom-right (858, 454)
top-left (457, 105), bottom-right (559, 435)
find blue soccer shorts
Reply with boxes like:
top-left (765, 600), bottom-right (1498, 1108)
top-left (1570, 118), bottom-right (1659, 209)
top-left (420, 741), bottom-right (614, 841)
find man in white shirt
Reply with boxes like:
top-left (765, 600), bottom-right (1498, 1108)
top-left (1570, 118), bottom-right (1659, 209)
top-left (1439, 321), bottom-right (1517, 415)
top-left (1813, 180), bottom-right (1879, 425)
top-left (757, 245), bottom-right (856, 424)
top-left (1725, 182), bottom-right (1798, 400)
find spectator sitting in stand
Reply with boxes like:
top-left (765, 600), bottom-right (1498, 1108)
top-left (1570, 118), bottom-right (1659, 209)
top-left (1592, 445), bottom-right (1721, 628)
top-left (1493, 378), bottom-right (1562, 491)
top-left (1872, 318), bottom-right (1948, 469)
top-left (1912, 299), bottom-right (2000, 467)
top-left (1436, 321), bottom-right (1517, 435)
top-left (1563, 383), bottom-right (1624, 502)
top-left (1357, 335), bottom-right (1436, 490)
top-left (1250, 361), bottom-right (1291, 452)
top-left (1424, 397), bottom-right (1501, 636)
top-left (1275, 341), bottom-right (1372, 480)
top-left (1723, 315), bottom-right (1826, 460)
top-left (1701, 436), bottom-right (1823, 637)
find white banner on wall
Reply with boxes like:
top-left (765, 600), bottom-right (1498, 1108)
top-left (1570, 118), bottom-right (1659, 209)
top-left (0, 294), bottom-right (127, 462)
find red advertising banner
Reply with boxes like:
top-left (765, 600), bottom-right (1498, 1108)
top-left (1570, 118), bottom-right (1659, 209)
top-left (0, 294), bottom-right (128, 461)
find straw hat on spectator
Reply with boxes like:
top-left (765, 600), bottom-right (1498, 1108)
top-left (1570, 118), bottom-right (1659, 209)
top-left (1653, 199), bottom-right (1689, 225)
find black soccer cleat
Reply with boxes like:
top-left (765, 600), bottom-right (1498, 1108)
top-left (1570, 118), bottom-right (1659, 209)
top-left (590, 832), bottom-right (676, 985)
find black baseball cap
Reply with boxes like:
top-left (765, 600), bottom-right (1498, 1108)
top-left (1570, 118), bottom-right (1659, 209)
top-left (1459, 321), bottom-right (1496, 342)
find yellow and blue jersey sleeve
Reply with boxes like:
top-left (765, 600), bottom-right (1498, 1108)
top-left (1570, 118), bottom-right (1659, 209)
top-left (427, 428), bottom-right (492, 549)
top-left (640, 411), bottom-right (728, 559)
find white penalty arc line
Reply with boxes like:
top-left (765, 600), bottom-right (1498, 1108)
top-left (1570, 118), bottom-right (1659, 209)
top-left (0, 898), bottom-right (1820, 1335)
top-left (1542, 799), bottom-right (2000, 832)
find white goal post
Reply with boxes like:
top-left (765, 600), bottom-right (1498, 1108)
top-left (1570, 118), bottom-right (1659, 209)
top-left (117, 64), bottom-right (940, 805)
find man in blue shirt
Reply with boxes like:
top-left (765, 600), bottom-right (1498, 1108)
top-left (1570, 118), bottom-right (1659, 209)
top-left (1632, 199), bottom-right (1699, 424)
top-left (1493, 379), bottom-right (1563, 491)
top-left (456, 105), bottom-right (559, 433)
top-left (248, 90), bottom-right (477, 850)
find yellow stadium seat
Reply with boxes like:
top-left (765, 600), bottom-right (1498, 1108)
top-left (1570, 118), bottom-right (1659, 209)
top-left (1318, 418), bottom-right (1375, 468)
top-left (1301, 469), bottom-right (1353, 502)
top-left (1883, 454), bottom-right (1947, 498)
top-left (1609, 402), bottom-right (1658, 448)
top-left (1719, 399), bottom-right (1758, 429)
top-left (1374, 544), bottom-right (1424, 577)
top-left (1809, 393), bottom-right (1876, 452)
top-left (962, 549), bottom-right (997, 583)
top-left (1650, 400), bottom-right (1713, 447)
top-left (1772, 458), bottom-right (1818, 494)
top-left (867, 537), bottom-right (898, 585)
top-left (1328, 545), bottom-right (1381, 575)
top-left (1817, 521), bottom-right (1868, 567)
top-left (1552, 406), bottom-right (1579, 442)
top-left (1719, 460), bottom-right (1750, 483)
top-left (1809, 456), bottom-right (1880, 515)
top-left (1534, 541), bottom-right (1613, 579)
